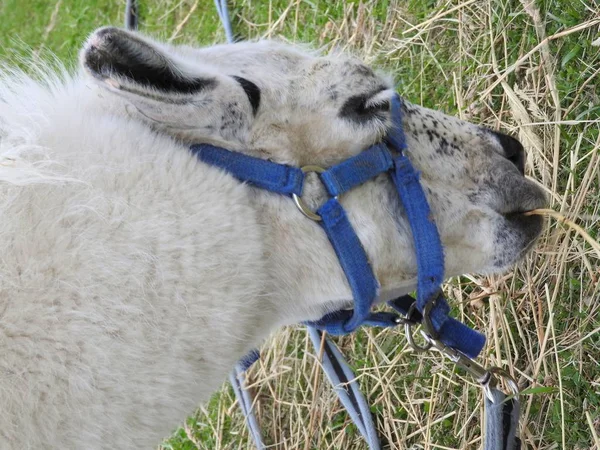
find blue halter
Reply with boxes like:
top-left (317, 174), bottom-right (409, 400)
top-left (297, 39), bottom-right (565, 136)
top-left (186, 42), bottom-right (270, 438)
top-left (191, 94), bottom-right (484, 359)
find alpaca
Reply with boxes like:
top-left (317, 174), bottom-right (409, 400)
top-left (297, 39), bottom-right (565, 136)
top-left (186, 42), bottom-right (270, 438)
top-left (0, 27), bottom-right (546, 449)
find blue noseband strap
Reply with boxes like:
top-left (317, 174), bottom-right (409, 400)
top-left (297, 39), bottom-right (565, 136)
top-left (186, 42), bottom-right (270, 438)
top-left (320, 143), bottom-right (393, 196)
top-left (192, 94), bottom-right (485, 359)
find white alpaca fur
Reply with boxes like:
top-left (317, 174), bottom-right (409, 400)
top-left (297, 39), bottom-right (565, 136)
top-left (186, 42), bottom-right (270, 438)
top-left (0, 28), bottom-right (546, 449)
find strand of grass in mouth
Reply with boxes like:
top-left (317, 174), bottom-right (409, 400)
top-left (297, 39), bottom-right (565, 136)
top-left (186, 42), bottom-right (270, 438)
top-left (524, 209), bottom-right (600, 258)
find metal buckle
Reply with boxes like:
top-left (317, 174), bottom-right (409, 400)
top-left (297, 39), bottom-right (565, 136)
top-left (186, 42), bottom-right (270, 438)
top-left (292, 165), bottom-right (327, 221)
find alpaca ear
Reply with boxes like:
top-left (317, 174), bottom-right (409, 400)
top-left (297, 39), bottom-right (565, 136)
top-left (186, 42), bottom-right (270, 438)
top-left (81, 27), bottom-right (217, 98)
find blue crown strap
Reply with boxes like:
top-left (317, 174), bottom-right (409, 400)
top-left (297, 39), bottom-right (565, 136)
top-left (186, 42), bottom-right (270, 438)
top-left (307, 198), bottom-right (378, 334)
top-left (320, 144), bottom-right (393, 197)
top-left (390, 157), bottom-right (485, 357)
top-left (191, 144), bottom-right (304, 196)
top-left (386, 95), bottom-right (408, 153)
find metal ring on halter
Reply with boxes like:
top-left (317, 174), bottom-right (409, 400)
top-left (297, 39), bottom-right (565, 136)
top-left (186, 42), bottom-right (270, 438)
top-left (482, 366), bottom-right (520, 403)
top-left (292, 165), bottom-right (327, 221)
top-left (421, 290), bottom-right (444, 341)
top-left (404, 302), bottom-right (433, 352)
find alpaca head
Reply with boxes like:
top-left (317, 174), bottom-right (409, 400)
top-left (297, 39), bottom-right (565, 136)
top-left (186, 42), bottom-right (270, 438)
top-left (81, 27), bottom-right (546, 299)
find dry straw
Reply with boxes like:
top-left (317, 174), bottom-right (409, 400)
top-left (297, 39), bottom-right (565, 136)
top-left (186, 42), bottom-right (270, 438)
top-left (526, 209), bottom-right (600, 258)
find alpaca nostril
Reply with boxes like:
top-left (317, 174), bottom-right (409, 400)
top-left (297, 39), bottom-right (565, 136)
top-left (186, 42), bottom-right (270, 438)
top-left (492, 131), bottom-right (526, 175)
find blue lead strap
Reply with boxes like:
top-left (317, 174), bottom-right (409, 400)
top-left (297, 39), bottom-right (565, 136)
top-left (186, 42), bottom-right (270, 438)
top-left (124, 0), bottom-right (138, 31)
top-left (229, 362), bottom-right (265, 450)
top-left (307, 326), bottom-right (381, 450)
top-left (233, 330), bottom-right (384, 450)
top-left (484, 388), bottom-right (522, 450)
top-left (214, 0), bottom-right (235, 43)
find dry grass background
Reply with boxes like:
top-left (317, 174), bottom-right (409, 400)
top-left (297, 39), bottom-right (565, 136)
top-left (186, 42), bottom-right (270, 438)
top-left (1, 0), bottom-right (599, 449)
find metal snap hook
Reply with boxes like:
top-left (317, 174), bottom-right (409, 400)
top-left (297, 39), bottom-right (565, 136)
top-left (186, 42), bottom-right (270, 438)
top-left (404, 302), bottom-right (433, 352)
top-left (482, 366), bottom-right (520, 403)
top-left (292, 165), bottom-right (327, 221)
top-left (421, 291), bottom-right (444, 341)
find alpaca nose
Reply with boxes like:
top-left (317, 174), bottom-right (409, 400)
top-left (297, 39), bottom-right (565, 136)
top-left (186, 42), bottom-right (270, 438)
top-left (492, 131), bottom-right (526, 175)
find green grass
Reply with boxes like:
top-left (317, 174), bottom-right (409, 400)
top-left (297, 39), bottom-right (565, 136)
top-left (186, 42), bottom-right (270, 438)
top-left (1, 0), bottom-right (599, 448)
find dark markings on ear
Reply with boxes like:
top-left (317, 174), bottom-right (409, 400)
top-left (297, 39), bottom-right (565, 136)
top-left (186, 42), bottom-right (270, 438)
top-left (232, 76), bottom-right (261, 115)
top-left (85, 28), bottom-right (216, 95)
top-left (339, 86), bottom-right (389, 123)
